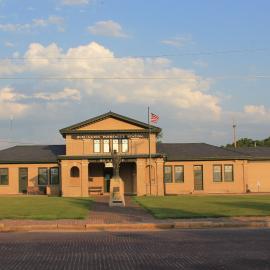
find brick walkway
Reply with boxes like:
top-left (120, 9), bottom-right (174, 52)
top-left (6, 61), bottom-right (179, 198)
top-left (1, 229), bottom-right (270, 269)
top-left (1, 196), bottom-right (155, 226)
top-left (87, 195), bottom-right (155, 224)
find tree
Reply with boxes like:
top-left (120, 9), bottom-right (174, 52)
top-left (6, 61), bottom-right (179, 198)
top-left (225, 137), bottom-right (270, 148)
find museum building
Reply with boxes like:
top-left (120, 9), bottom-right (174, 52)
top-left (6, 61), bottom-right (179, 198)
top-left (0, 111), bottom-right (270, 196)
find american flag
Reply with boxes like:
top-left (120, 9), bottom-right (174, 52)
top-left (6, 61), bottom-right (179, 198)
top-left (150, 113), bottom-right (159, 123)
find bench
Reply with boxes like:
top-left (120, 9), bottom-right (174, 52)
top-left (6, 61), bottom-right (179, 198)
top-left (27, 186), bottom-right (46, 195)
top-left (88, 186), bottom-right (103, 195)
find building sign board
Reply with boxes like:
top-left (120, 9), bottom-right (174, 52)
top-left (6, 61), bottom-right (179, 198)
top-left (105, 162), bottom-right (113, 168)
top-left (71, 133), bottom-right (148, 139)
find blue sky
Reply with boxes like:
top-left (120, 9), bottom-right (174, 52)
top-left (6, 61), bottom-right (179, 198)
top-left (0, 0), bottom-right (269, 148)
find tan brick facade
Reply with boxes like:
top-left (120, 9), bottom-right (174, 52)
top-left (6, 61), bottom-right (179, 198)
top-left (0, 112), bottom-right (270, 196)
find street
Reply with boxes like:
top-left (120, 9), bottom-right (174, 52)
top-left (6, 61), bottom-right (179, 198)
top-left (0, 228), bottom-right (269, 270)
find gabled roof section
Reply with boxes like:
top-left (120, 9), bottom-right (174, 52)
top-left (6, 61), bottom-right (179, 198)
top-left (60, 111), bottom-right (161, 137)
top-left (231, 147), bottom-right (270, 160)
top-left (0, 145), bottom-right (66, 164)
top-left (157, 143), bottom-right (248, 161)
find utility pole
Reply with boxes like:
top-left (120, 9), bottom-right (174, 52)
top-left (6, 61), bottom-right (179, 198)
top-left (233, 120), bottom-right (237, 148)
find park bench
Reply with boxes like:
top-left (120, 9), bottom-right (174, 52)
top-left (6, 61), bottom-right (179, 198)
top-left (27, 186), bottom-right (46, 195)
top-left (88, 186), bottom-right (103, 195)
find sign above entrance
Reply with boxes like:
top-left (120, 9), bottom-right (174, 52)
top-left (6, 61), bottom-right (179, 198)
top-left (105, 162), bottom-right (113, 168)
top-left (71, 133), bottom-right (148, 139)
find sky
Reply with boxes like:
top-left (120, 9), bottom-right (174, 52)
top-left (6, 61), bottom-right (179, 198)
top-left (0, 0), bottom-right (270, 149)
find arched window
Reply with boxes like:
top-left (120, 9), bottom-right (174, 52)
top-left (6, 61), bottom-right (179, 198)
top-left (70, 166), bottom-right (80, 178)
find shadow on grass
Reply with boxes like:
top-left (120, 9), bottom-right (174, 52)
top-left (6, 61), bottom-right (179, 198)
top-left (213, 200), bottom-right (270, 215)
top-left (0, 197), bottom-right (93, 220)
top-left (135, 198), bottom-right (270, 219)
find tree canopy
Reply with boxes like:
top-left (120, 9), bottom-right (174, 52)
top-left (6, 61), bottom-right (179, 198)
top-left (225, 137), bottom-right (270, 148)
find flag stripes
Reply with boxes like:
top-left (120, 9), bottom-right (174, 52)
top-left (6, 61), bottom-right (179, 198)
top-left (150, 113), bottom-right (159, 123)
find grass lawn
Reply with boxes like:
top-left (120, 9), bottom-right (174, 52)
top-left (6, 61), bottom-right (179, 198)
top-left (134, 195), bottom-right (270, 219)
top-left (0, 196), bottom-right (92, 220)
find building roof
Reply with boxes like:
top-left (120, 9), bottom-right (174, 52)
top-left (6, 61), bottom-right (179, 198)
top-left (1, 144), bottom-right (269, 164)
top-left (232, 147), bottom-right (270, 160)
top-left (60, 111), bottom-right (161, 137)
top-left (157, 143), bottom-right (248, 161)
top-left (0, 145), bottom-right (66, 164)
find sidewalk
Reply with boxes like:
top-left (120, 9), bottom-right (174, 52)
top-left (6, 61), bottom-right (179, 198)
top-left (1, 196), bottom-right (270, 232)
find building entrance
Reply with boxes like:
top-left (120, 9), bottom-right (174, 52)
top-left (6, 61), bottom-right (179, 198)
top-left (104, 167), bottom-right (113, 193)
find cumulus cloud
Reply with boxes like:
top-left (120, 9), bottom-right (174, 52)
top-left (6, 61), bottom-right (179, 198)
top-left (0, 41), bottom-right (221, 120)
top-left (61, 0), bottom-right (88, 5)
top-left (161, 35), bottom-right (192, 48)
top-left (0, 16), bottom-right (65, 32)
top-left (88, 20), bottom-right (128, 38)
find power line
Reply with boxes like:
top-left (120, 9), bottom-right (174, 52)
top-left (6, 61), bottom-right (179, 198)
top-left (0, 75), bottom-right (269, 80)
top-left (0, 48), bottom-right (269, 61)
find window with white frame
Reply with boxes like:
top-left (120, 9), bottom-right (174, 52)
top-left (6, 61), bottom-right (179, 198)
top-left (0, 168), bottom-right (8, 185)
top-left (94, 139), bottom-right (101, 153)
top-left (213, 165), bottom-right (222, 182)
top-left (175, 166), bottom-right (184, 183)
top-left (112, 139), bottom-right (119, 152)
top-left (121, 139), bottom-right (128, 153)
top-left (103, 139), bottom-right (110, 153)
top-left (224, 165), bottom-right (234, 182)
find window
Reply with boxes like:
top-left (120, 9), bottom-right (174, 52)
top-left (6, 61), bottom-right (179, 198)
top-left (164, 166), bottom-right (172, 183)
top-left (112, 139), bottom-right (119, 152)
top-left (94, 139), bottom-right (100, 153)
top-left (103, 139), bottom-right (110, 153)
top-left (38, 168), bottom-right (48, 186)
top-left (175, 166), bottom-right (184, 183)
top-left (121, 139), bottom-right (129, 153)
top-left (213, 165), bottom-right (222, 182)
top-left (70, 166), bottom-right (80, 178)
top-left (0, 168), bottom-right (8, 185)
top-left (224, 165), bottom-right (234, 182)
top-left (50, 168), bottom-right (59, 185)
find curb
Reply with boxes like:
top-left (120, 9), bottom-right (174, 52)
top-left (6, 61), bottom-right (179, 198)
top-left (0, 221), bottom-right (270, 232)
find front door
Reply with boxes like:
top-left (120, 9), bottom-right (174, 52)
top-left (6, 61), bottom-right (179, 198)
top-left (104, 168), bottom-right (113, 193)
top-left (19, 168), bottom-right (28, 193)
top-left (194, 165), bottom-right (203, 191)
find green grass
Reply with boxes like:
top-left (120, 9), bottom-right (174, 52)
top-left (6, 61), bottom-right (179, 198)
top-left (0, 196), bottom-right (92, 220)
top-left (134, 195), bottom-right (270, 219)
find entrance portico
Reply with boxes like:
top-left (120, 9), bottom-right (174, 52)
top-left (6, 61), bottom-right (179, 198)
top-left (88, 161), bottom-right (137, 195)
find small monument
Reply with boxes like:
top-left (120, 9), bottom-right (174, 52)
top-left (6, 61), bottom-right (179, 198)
top-left (109, 150), bottom-right (125, 207)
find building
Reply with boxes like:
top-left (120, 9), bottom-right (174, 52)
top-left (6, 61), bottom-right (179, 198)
top-left (0, 111), bottom-right (270, 196)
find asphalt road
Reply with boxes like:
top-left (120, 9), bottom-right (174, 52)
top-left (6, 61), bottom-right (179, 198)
top-left (0, 228), bottom-right (270, 270)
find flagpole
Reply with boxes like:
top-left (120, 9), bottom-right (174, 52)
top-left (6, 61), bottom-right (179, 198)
top-left (148, 106), bottom-right (151, 195)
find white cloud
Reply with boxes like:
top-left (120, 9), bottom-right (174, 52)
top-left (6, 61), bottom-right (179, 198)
top-left (4, 41), bottom-right (15, 48)
top-left (34, 88), bottom-right (81, 101)
top-left (244, 105), bottom-right (268, 115)
top-left (0, 41), bottom-right (219, 119)
top-left (193, 59), bottom-right (208, 68)
top-left (5, 41), bottom-right (270, 146)
top-left (0, 87), bottom-right (29, 119)
top-left (161, 35), bottom-right (192, 48)
top-left (61, 0), bottom-right (88, 5)
top-left (88, 20), bottom-right (128, 38)
top-left (0, 23), bottom-right (31, 32)
top-left (0, 16), bottom-right (65, 32)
